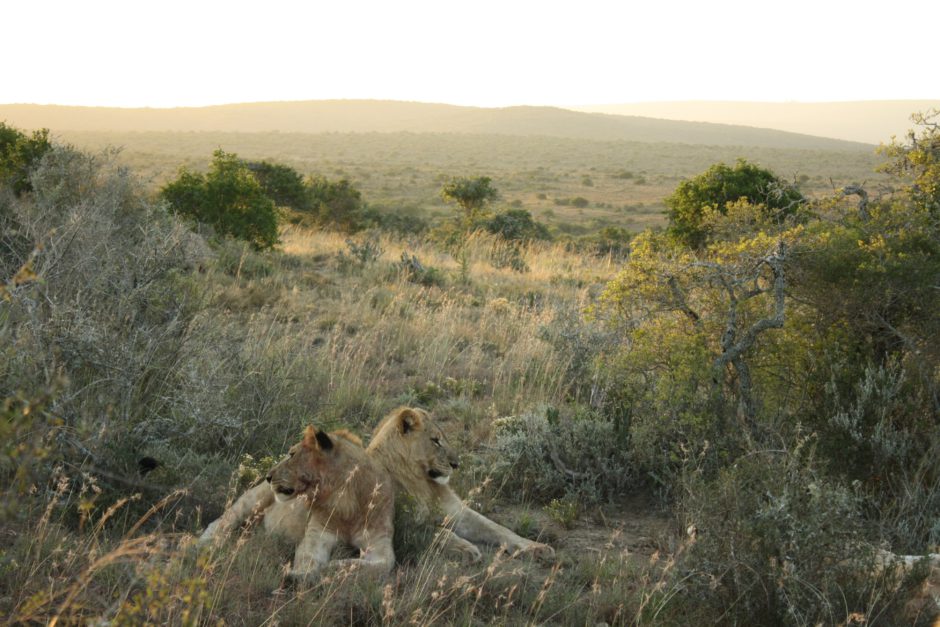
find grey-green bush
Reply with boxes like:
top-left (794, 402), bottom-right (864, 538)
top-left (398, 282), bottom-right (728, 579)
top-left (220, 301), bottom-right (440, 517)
top-left (490, 406), bottom-right (634, 504)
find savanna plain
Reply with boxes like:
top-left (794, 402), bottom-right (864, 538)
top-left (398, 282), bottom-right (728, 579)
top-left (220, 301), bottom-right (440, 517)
top-left (2, 106), bottom-right (939, 626)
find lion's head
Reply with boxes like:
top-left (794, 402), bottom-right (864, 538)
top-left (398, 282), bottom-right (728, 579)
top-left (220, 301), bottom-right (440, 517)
top-left (367, 407), bottom-right (459, 497)
top-left (267, 426), bottom-right (364, 503)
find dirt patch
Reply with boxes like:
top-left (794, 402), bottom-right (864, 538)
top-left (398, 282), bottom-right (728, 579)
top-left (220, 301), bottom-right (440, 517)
top-left (487, 494), bottom-right (675, 566)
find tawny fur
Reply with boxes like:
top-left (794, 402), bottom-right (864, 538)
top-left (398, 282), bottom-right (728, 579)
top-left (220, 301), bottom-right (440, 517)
top-left (367, 406), bottom-right (555, 563)
top-left (199, 426), bottom-right (394, 580)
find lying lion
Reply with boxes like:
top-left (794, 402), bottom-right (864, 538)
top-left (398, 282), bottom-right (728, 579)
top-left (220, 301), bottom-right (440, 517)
top-left (198, 426), bottom-right (395, 580)
top-left (366, 406), bottom-right (555, 563)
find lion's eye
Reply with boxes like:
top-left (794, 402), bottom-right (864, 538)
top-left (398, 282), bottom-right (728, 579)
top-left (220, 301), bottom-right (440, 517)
top-left (431, 437), bottom-right (441, 447)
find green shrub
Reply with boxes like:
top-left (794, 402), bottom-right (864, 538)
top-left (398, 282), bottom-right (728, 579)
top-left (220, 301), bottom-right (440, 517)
top-left (490, 406), bottom-right (634, 504)
top-left (544, 497), bottom-right (579, 529)
top-left (245, 160), bottom-right (308, 210)
top-left (360, 204), bottom-right (429, 235)
top-left (482, 209), bottom-right (551, 242)
top-left (161, 150), bottom-right (279, 250)
top-left (820, 361), bottom-right (940, 551)
top-left (568, 226), bottom-right (631, 258)
top-left (670, 444), bottom-right (920, 625)
top-left (0, 122), bottom-right (52, 196)
top-left (440, 176), bottom-right (499, 221)
top-left (1, 145), bottom-right (211, 515)
top-left (306, 175), bottom-right (367, 232)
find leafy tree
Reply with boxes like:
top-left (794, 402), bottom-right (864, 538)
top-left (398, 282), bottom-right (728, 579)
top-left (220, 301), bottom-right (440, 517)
top-left (483, 209), bottom-right (551, 242)
top-left (878, 109), bottom-right (940, 215)
top-left (161, 150), bottom-right (278, 250)
top-left (245, 160), bottom-right (308, 211)
top-left (597, 115), bottom-right (940, 508)
top-left (0, 122), bottom-right (52, 196)
top-left (306, 176), bottom-right (365, 232)
top-left (440, 176), bottom-right (499, 221)
top-left (666, 159), bottom-right (804, 248)
top-left (792, 115), bottom-right (940, 370)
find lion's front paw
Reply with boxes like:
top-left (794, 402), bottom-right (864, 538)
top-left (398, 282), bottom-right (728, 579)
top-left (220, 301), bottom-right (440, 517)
top-left (197, 520), bottom-right (221, 545)
top-left (514, 541), bottom-right (555, 563)
top-left (445, 541), bottom-right (483, 563)
top-left (461, 543), bottom-right (483, 564)
top-left (286, 568), bottom-right (321, 584)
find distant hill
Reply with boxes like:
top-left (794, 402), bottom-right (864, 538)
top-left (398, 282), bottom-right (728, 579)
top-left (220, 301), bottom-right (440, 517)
top-left (0, 100), bottom-right (872, 151)
top-left (570, 101), bottom-right (939, 145)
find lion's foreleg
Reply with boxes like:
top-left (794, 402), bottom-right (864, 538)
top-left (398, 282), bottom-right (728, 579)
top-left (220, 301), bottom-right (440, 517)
top-left (441, 492), bottom-right (555, 561)
top-left (435, 527), bottom-right (483, 563)
top-left (199, 482), bottom-right (275, 544)
top-left (289, 522), bottom-right (338, 581)
top-left (330, 531), bottom-right (396, 575)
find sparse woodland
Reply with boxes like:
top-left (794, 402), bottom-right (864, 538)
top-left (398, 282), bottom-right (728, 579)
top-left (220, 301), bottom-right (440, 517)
top-left (1, 112), bottom-right (939, 625)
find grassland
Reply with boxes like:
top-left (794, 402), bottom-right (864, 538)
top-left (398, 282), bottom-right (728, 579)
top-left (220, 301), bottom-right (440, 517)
top-left (2, 115), bottom-right (933, 625)
top-left (57, 129), bottom-right (886, 235)
top-left (1, 171), bottom-right (674, 623)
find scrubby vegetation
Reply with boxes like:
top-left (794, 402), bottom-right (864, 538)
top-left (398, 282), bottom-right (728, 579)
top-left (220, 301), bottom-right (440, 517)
top-left (2, 112), bottom-right (939, 625)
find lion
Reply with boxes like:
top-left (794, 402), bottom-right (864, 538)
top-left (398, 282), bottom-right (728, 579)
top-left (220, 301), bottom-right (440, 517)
top-left (366, 406), bottom-right (555, 563)
top-left (198, 426), bottom-right (395, 580)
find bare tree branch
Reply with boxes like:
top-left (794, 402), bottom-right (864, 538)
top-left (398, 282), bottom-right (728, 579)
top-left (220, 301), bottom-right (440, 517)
top-left (712, 241), bottom-right (788, 424)
top-left (666, 275), bottom-right (702, 328)
top-left (842, 185), bottom-right (870, 220)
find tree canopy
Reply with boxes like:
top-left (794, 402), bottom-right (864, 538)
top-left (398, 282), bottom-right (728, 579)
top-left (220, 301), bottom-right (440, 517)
top-left (0, 122), bottom-right (52, 196)
top-left (441, 176), bottom-right (499, 221)
top-left (305, 176), bottom-right (365, 232)
top-left (665, 159), bottom-right (804, 248)
top-left (245, 160), bottom-right (308, 211)
top-left (161, 150), bottom-right (279, 250)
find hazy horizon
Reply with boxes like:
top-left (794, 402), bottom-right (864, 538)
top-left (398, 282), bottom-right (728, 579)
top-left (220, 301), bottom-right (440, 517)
top-left (4, 98), bottom-right (937, 146)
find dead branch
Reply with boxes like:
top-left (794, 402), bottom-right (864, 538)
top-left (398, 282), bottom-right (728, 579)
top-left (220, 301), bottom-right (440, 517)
top-left (712, 241), bottom-right (788, 424)
top-left (666, 275), bottom-right (701, 327)
top-left (842, 185), bottom-right (870, 220)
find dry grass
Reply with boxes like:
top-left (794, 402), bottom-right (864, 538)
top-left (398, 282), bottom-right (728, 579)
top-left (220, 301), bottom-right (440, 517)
top-left (5, 137), bottom-right (931, 625)
top-left (3, 456), bottom-right (675, 626)
top-left (2, 191), bottom-right (664, 624)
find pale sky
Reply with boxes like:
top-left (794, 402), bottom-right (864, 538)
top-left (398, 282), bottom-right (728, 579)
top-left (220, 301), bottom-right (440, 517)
top-left (3, 0), bottom-right (937, 108)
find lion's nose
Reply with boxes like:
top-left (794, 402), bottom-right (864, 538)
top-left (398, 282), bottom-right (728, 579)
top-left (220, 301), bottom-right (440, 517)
top-left (450, 461), bottom-right (459, 469)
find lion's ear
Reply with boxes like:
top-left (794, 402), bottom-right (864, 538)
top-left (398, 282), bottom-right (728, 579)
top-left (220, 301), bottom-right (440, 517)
top-left (303, 426), bottom-right (334, 451)
top-left (397, 408), bottom-right (424, 434)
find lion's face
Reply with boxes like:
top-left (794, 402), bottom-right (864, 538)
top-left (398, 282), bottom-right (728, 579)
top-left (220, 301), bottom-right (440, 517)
top-left (377, 407), bottom-right (460, 486)
top-left (267, 427), bottom-right (338, 503)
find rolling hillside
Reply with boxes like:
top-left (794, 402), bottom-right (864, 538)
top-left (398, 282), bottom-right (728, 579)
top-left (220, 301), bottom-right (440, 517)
top-left (571, 100), bottom-right (939, 144)
top-left (0, 100), bottom-right (872, 151)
